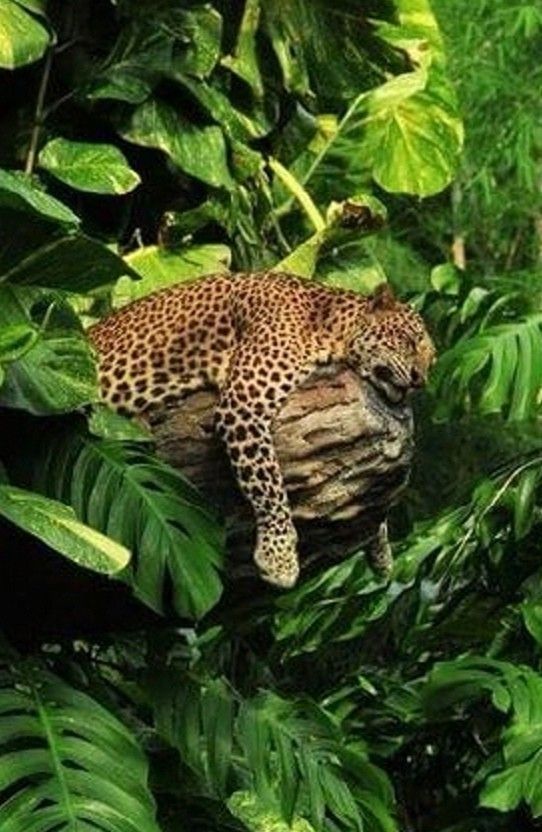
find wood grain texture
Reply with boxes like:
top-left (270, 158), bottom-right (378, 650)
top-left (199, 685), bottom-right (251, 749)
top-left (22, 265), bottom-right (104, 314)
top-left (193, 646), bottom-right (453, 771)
top-left (148, 363), bottom-right (414, 579)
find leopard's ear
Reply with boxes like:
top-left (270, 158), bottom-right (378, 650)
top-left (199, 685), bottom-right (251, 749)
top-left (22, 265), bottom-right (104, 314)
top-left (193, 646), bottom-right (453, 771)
top-left (367, 282), bottom-right (396, 312)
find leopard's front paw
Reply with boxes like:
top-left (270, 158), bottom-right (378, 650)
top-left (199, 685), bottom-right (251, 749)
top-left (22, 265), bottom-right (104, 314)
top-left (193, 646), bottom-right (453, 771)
top-left (254, 525), bottom-right (300, 589)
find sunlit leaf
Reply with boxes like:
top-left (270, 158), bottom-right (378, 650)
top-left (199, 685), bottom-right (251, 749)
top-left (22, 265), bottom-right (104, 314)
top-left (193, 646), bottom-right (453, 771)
top-left (361, 70), bottom-right (463, 197)
top-left (0, 285), bottom-right (98, 414)
top-left (39, 139), bottom-right (141, 195)
top-left (121, 99), bottom-right (234, 189)
top-left (0, 0), bottom-right (49, 68)
top-left (0, 169), bottom-right (79, 228)
top-left (0, 484), bottom-right (130, 574)
top-left (113, 243), bottom-right (231, 307)
top-left (222, 0), bottom-right (263, 98)
top-left (87, 404), bottom-right (153, 443)
top-left (228, 791), bottom-right (316, 832)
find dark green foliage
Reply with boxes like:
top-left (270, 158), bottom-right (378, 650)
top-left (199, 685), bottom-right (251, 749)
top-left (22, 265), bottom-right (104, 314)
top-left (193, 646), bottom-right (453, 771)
top-left (0, 658), bottom-right (160, 832)
top-left (0, 1), bottom-right (540, 831)
top-left (30, 427), bottom-right (225, 619)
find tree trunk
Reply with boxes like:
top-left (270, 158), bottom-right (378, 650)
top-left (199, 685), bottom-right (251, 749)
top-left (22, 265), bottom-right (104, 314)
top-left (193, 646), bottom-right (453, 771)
top-left (149, 364), bottom-right (414, 580)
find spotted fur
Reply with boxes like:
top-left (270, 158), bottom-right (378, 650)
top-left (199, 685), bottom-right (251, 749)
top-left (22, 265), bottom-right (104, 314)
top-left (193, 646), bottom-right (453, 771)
top-left (89, 272), bottom-right (435, 588)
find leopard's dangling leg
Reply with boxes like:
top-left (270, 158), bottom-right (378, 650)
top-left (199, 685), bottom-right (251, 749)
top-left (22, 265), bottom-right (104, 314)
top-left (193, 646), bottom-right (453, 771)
top-left (215, 338), bottom-right (314, 588)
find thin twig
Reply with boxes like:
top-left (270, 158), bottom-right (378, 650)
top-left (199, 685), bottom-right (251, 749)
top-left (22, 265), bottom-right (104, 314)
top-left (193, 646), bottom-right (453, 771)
top-left (25, 48), bottom-right (54, 175)
top-left (504, 227), bottom-right (523, 270)
top-left (43, 89), bottom-right (76, 119)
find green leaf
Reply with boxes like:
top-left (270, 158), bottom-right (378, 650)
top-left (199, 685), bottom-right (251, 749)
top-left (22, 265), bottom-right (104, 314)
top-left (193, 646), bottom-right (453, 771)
top-left (151, 671), bottom-right (234, 797)
top-left (513, 467), bottom-right (539, 539)
top-left (431, 314), bottom-right (542, 421)
top-left (521, 602), bottom-right (542, 647)
top-left (222, 0), bottom-right (263, 98)
top-left (39, 139), bottom-right (141, 195)
top-left (421, 658), bottom-right (542, 818)
top-left (87, 4), bottom-right (222, 104)
top-left (227, 791), bottom-right (316, 832)
top-left (0, 484), bottom-right (130, 574)
top-left (173, 5), bottom-right (222, 79)
top-left (237, 693), bottom-right (372, 830)
top-left (262, 4), bottom-right (311, 96)
top-left (0, 0), bottom-right (49, 69)
top-left (361, 70), bottom-right (463, 197)
top-left (273, 231), bottom-right (326, 278)
top-left (175, 73), bottom-right (272, 141)
top-left (151, 669), bottom-right (396, 831)
top-left (0, 286), bottom-right (98, 414)
top-left (0, 170), bottom-right (79, 228)
top-left (0, 662), bottom-right (160, 831)
top-left (32, 428), bottom-right (225, 620)
top-left (87, 404), bottom-right (153, 443)
top-left (0, 322), bottom-right (38, 363)
top-left (430, 262), bottom-right (460, 295)
top-left (11, 0), bottom-right (47, 15)
top-left (113, 243), bottom-right (231, 307)
top-left (0, 234), bottom-right (137, 292)
top-left (121, 99), bottom-right (234, 189)
top-left (88, 67), bottom-right (154, 104)
top-left (479, 766), bottom-right (526, 814)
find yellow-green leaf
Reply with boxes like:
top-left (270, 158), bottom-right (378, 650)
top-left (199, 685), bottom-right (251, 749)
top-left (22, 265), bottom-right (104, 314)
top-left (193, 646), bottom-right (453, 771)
top-left (113, 243), bottom-right (231, 307)
top-left (0, 0), bottom-right (49, 69)
top-left (39, 139), bottom-right (141, 195)
top-left (0, 485), bottom-right (130, 574)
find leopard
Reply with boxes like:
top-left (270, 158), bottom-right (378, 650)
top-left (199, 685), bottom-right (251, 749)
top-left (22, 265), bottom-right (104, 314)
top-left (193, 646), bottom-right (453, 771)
top-left (89, 271), bottom-right (435, 589)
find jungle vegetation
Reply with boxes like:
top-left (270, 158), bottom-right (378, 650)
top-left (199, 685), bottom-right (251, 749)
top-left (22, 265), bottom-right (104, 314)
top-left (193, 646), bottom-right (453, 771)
top-left (0, 0), bottom-right (541, 830)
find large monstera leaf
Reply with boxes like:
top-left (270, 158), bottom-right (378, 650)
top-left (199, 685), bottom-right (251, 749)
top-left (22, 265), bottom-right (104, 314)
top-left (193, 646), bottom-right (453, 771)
top-left (29, 425), bottom-right (225, 620)
top-left (0, 661), bottom-right (161, 832)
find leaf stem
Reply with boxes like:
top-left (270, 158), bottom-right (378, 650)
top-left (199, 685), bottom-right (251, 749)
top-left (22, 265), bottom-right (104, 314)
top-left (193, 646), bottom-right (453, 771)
top-left (30, 670), bottom-right (78, 827)
top-left (25, 48), bottom-right (54, 176)
top-left (273, 89), bottom-right (369, 221)
top-left (268, 158), bottom-right (326, 233)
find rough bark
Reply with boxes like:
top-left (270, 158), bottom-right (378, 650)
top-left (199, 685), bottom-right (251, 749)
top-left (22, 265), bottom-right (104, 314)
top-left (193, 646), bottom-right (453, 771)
top-left (149, 364), bottom-right (414, 579)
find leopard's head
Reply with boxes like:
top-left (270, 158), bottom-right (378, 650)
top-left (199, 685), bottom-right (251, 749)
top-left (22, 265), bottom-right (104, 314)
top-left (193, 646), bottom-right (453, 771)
top-left (351, 283), bottom-right (435, 404)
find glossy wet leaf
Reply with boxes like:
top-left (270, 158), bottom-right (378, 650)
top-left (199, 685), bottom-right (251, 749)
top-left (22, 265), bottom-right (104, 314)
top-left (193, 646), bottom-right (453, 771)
top-left (0, 285), bottom-right (98, 414)
top-left (122, 99), bottom-right (234, 189)
top-left (39, 139), bottom-right (141, 195)
top-left (0, 485), bottom-right (130, 574)
top-left (362, 70), bottom-right (463, 197)
top-left (0, 0), bottom-right (49, 68)
top-left (87, 405), bottom-right (153, 443)
top-left (0, 169), bottom-right (79, 228)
